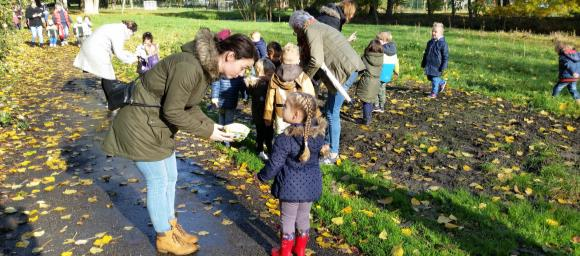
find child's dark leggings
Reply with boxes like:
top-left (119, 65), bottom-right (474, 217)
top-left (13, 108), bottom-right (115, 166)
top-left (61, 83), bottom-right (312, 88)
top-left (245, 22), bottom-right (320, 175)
top-left (280, 202), bottom-right (312, 239)
top-left (362, 102), bottom-right (373, 125)
top-left (255, 120), bottom-right (273, 153)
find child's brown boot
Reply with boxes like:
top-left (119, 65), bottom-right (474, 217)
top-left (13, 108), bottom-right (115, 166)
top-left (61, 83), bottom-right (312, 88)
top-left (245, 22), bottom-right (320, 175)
top-left (156, 229), bottom-right (199, 255)
top-left (170, 219), bottom-right (199, 244)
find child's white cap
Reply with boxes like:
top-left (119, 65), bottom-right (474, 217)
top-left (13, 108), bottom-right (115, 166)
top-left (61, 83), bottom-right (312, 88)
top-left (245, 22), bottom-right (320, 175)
top-left (77, 16), bottom-right (83, 23)
top-left (48, 20), bottom-right (53, 25)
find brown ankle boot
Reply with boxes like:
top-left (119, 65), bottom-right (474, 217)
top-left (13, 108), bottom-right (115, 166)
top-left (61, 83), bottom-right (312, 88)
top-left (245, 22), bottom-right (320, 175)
top-left (170, 219), bottom-right (199, 244)
top-left (156, 229), bottom-right (199, 255)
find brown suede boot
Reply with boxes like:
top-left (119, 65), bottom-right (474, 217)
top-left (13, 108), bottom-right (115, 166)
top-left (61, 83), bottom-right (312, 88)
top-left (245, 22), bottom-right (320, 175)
top-left (156, 229), bottom-right (199, 255)
top-left (170, 219), bottom-right (199, 244)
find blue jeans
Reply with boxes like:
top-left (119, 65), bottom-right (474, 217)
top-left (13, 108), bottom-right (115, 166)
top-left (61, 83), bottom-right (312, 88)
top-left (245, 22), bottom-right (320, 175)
top-left (552, 82), bottom-right (580, 100)
top-left (49, 37), bottom-right (57, 45)
top-left (135, 152), bottom-right (177, 233)
top-left (30, 26), bottom-right (43, 44)
top-left (428, 76), bottom-right (445, 95)
top-left (218, 108), bottom-right (235, 126)
top-left (325, 71), bottom-right (359, 154)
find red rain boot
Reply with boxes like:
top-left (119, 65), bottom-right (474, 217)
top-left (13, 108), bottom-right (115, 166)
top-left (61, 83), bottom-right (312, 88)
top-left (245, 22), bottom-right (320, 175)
top-left (271, 237), bottom-right (294, 256)
top-left (293, 233), bottom-right (309, 256)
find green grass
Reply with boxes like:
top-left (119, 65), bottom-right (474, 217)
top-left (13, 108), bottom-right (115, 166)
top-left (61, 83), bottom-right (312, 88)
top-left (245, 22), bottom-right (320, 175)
top-left (86, 9), bottom-right (580, 254)
top-left (91, 8), bottom-right (580, 117)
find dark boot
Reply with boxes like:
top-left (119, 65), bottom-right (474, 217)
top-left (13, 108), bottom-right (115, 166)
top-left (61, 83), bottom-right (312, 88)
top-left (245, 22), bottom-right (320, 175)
top-left (271, 234), bottom-right (294, 256)
top-left (292, 231), bottom-right (309, 256)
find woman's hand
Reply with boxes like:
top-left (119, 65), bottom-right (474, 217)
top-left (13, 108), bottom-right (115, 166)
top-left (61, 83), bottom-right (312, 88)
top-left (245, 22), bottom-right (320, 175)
top-left (347, 32), bottom-right (357, 43)
top-left (209, 124), bottom-right (234, 142)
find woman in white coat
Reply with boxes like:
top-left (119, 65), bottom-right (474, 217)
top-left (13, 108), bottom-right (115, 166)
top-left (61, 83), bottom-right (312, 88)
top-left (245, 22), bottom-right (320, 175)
top-left (73, 20), bottom-right (138, 100)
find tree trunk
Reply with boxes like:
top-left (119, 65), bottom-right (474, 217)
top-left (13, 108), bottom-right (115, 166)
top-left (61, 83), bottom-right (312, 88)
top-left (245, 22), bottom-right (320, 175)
top-left (386, 0), bottom-right (395, 17)
top-left (427, 0), bottom-right (433, 15)
top-left (451, 0), bottom-right (456, 17)
top-left (130, 0), bottom-right (133, 9)
top-left (467, 0), bottom-right (473, 19)
top-left (84, 0), bottom-right (99, 14)
top-left (121, 0), bottom-right (126, 14)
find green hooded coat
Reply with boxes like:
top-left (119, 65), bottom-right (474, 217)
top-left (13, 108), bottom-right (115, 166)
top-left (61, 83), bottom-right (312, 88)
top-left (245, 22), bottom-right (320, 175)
top-left (102, 29), bottom-right (219, 161)
top-left (355, 51), bottom-right (384, 103)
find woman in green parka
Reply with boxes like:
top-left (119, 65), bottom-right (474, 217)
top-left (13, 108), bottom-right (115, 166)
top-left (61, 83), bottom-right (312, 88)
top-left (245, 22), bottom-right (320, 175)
top-left (356, 39), bottom-right (384, 125)
top-left (102, 28), bottom-right (257, 255)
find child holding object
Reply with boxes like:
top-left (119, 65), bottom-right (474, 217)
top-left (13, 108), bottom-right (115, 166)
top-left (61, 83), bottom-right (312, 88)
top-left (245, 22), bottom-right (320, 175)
top-left (355, 39), bottom-right (383, 125)
top-left (264, 43), bottom-right (315, 135)
top-left (421, 22), bottom-right (449, 98)
top-left (257, 92), bottom-right (327, 256)
top-left (136, 32), bottom-right (160, 75)
top-left (553, 41), bottom-right (580, 104)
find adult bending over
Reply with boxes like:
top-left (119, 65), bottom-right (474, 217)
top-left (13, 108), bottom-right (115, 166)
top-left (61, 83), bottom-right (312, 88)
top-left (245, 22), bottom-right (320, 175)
top-left (102, 28), bottom-right (257, 255)
top-left (290, 10), bottom-right (365, 164)
top-left (316, 0), bottom-right (357, 41)
top-left (73, 20), bottom-right (138, 106)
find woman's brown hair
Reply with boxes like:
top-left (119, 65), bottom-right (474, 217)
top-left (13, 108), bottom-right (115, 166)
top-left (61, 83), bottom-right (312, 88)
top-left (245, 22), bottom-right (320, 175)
top-left (216, 33), bottom-right (259, 61)
top-left (286, 92), bottom-right (320, 163)
top-left (341, 0), bottom-right (356, 22)
top-left (365, 39), bottom-right (383, 54)
top-left (122, 20), bottom-right (138, 32)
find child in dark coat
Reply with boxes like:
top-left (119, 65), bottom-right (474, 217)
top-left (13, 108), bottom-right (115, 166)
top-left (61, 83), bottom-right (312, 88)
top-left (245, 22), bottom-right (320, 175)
top-left (246, 58), bottom-right (276, 160)
top-left (257, 92), bottom-right (327, 256)
top-left (421, 22), bottom-right (449, 98)
top-left (552, 41), bottom-right (580, 104)
top-left (267, 41), bottom-right (283, 68)
top-left (355, 40), bottom-right (383, 125)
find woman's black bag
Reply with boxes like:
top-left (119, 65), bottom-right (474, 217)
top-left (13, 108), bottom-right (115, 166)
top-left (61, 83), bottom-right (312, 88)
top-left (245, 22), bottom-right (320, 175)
top-left (101, 77), bottom-right (160, 111)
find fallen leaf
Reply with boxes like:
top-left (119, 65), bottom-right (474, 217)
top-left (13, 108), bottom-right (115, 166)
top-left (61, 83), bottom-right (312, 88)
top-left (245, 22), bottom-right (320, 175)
top-left (75, 239), bottom-right (88, 245)
top-left (213, 210), bottom-right (222, 216)
top-left (445, 222), bottom-right (460, 229)
top-left (60, 252), bottom-right (73, 256)
top-left (198, 231), bottom-right (210, 236)
top-left (16, 240), bottom-right (30, 248)
top-left (89, 247), bottom-right (104, 254)
top-left (123, 226), bottom-right (134, 231)
top-left (411, 198), bottom-right (421, 206)
top-left (31, 246), bottom-right (44, 253)
top-left (401, 228), bottom-right (412, 236)
top-left (93, 235), bottom-right (113, 247)
top-left (88, 196), bottom-right (98, 203)
top-left (427, 146), bottom-right (438, 154)
top-left (546, 219), bottom-right (559, 227)
top-left (331, 217), bottom-right (344, 225)
top-left (62, 189), bottom-right (77, 195)
top-left (32, 230), bottom-right (45, 237)
top-left (341, 206), bottom-right (352, 214)
top-left (377, 197), bottom-right (394, 205)
top-left (221, 218), bottom-right (233, 225)
top-left (437, 215), bottom-right (452, 224)
top-left (463, 165), bottom-right (472, 171)
top-left (391, 244), bottom-right (404, 256)
top-left (525, 187), bottom-right (533, 196)
top-left (378, 229), bottom-right (388, 240)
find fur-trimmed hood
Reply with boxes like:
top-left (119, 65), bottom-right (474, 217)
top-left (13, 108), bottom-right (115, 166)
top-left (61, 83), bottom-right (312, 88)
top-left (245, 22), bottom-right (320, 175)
top-left (284, 117), bottom-right (327, 138)
top-left (181, 28), bottom-right (220, 81)
top-left (320, 4), bottom-right (341, 19)
top-left (276, 64), bottom-right (303, 82)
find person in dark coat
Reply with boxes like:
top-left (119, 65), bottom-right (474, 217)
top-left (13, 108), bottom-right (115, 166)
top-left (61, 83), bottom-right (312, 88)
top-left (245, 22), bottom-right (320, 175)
top-left (257, 92), bottom-right (327, 256)
top-left (246, 58), bottom-right (276, 160)
top-left (251, 31), bottom-right (268, 59)
top-left (103, 28), bottom-right (258, 255)
top-left (421, 22), bottom-right (449, 98)
top-left (552, 41), bottom-right (580, 104)
top-left (315, 0), bottom-right (357, 42)
top-left (25, 2), bottom-right (44, 47)
top-left (267, 41), bottom-right (283, 68)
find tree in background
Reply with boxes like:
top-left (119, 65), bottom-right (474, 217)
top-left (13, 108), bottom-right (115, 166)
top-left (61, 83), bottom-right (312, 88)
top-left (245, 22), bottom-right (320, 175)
top-left (85, 0), bottom-right (100, 14)
top-left (426, 0), bottom-right (444, 15)
top-left (489, 0), bottom-right (580, 17)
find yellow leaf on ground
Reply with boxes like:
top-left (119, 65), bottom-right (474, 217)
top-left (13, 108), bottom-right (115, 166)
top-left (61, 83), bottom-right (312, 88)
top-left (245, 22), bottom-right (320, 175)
top-left (354, 152), bottom-right (363, 158)
top-left (391, 244), bottom-right (404, 256)
top-left (445, 223), bottom-right (460, 229)
top-left (427, 146), bottom-right (438, 154)
top-left (341, 206), bottom-right (352, 214)
top-left (221, 218), bottom-right (233, 225)
top-left (359, 210), bottom-right (374, 217)
top-left (411, 198), bottom-right (421, 206)
top-left (378, 229), bottom-right (388, 240)
top-left (546, 219), bottom-right (559, 227)
top-left (401, 228), bottom-right (412, 236)
top-left (566, 125), bottom-right (576, 132)
top-left (505, 136), bottom-right (515, 143)
top-left (16, 240), bottom-right (30, 248)
top-left (198, 231), bottom-right (210, 236)
top-left (62, 189), bottom-right (77, 195)
top-left (331, 217), bottom-right (344, 225)
top-left (44, 185), bottom-right (55, 192)
top-left (94, 235), bottom-right (113, 247)
top-left (61, 252), bottom-right (73, 256)
top-left (525, 187), bottom-right (533, 196)
top-left (463, 165), bottom-right (472, 171)
top-left (89, 247), bottom-right (104, 254)
top-left (478, 203), bottom-right (487, 209)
